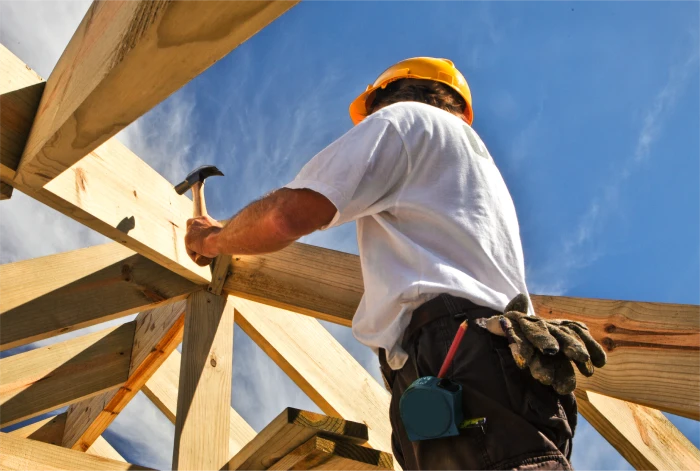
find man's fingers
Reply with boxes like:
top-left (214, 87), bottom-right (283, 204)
top-left (193, 254), bottom-right (214, 267)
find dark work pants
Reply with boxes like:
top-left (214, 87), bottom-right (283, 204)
top-left (379, 295), bottom-right (577, 470)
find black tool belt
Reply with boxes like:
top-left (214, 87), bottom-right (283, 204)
top-left (403, 294), bottom-right (497, 347)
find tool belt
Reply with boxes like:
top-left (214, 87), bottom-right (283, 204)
top-left (403, 294), bottom-right (497, 348)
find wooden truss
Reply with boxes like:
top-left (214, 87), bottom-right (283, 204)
top-left (0, 2), bottom-right (698, 469)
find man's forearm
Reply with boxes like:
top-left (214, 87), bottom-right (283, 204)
top-left (203, 188), bottom-right (336, 256)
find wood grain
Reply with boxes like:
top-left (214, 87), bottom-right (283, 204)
top-left (577, 390), bottom-right (700, 470)
top-left (0, 43), bottom-right (44, 200)
top-left (9, 413), bottom-right (122, 461)
top-left (0, 243), bottom-right (196, 350)
top-left (232, 297), bottom-right (393, 457)
top-left (268, 435), bottom-right (392, 471)
top-left (0, 323), bottom-right (134, 427)
top-left (534, 295), bottom-right (700, 419)
top-left (9, 413), bottom-right (67, 446)
top-left (142, 349), bottom-right (256, 457)
top-left (208, 255), bottom-right (233, 296)
top-left (86, 436), bottom-right (126, 463)
top-left (173, 292), bottom-right (234, 470)
top-left (0, 433), bottom-right (151, 470)
top-left (0, 181), bottom-right (12, 200)
top-left (15, 1), bottom-right (298, 189)
top-left (62, 301), bottom-right (186, 451)
top-left (228, 408), bottom-right (369, 470)
top-left (225, 243), bottom-right (363, 327)
top-left (0, 43), bottom-right (210, 284)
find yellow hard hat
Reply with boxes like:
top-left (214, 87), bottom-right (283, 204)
top-left (349, 57), bottom-right (473, 126)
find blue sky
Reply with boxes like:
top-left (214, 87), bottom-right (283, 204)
top-left (1, 1), bottom-right (698, 470)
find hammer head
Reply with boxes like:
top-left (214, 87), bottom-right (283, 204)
top-left (174, 165), bottom-right (224, 194)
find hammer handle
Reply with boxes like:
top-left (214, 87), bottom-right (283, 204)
top-left (191, 181), bottom-right (208, 218)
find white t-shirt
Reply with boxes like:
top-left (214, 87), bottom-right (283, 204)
top-left (285, 101), bottom-right (533, 370)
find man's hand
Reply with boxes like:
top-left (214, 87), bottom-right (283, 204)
top-left (185, 215), bottom-right (223, 266)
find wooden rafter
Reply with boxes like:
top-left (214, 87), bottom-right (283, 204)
top-left (577, 390), bottom-right (700, 470)
top-left (232, 297), bottom-right (394, 457)
top-left (0, 322), bottom-right (135, 427)
top-left (142, 350), bottom-right (256, 457)
top-left (15, 1), bottom-right (298, 190)
top-left (0, 433), bottom-right (150, 471)
top-left (268, 435), bottom-right (393, 471)
top-left (0, 45), bottom-right (209, 284)
top-left (173, 292), bottom-right (234, 470)
top-left (62, 300), bottom-right (186, 451)
top-left (0, 243), bottom-right (197, 351)
top-left (9, 414), bottom-right (126, 463)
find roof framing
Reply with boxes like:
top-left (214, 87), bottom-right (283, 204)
top-left (0, 0), bottom-right (698, 468)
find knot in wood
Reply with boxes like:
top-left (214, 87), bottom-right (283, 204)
top-left (210, 358), bottom-right (217, 367)
top-left (121, 264), bottom-right (133, 282)
top-left (602, 337), bottom-right (615, 351)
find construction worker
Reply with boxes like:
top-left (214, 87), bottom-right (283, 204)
top-left (185, 57), bottom-right (606, 470)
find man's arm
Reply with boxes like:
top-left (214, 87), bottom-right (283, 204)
top-left (185, 188), bottom-right (336, 265)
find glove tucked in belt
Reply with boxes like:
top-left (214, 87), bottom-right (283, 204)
top-left (476, 294), bottom-right (607, 395)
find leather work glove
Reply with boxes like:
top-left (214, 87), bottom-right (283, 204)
top-left (475, 294), bottom-right (607, 395)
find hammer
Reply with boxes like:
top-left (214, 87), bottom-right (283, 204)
top-left (174, 165), bottom-right (224, 219)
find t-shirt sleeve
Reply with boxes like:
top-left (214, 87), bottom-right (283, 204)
top-left (284, 116), bottom-right (408, 229)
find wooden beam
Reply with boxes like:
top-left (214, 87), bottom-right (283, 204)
top-left (9, 413), bottom-right (67, 446)
top-left (0, 181), bottom-right (13, 199)
top-left (0, 243), bottom-right (197, 350)
top-left (0, 43), bottom-right (44, 201)
top-left (9, 414), bottom-right (125, 462)
top-left (534, 296), bottom-right (700, 420)
top-left (225, 243), bottom-right (363, 327)
top-left (0, 44), bottom-right (210, 284)
top-left (173, 292), bottom-right (234, 470)
top-left (0, 322), bottom-right (135, 427)
top-left (62, 300), bottom-right (186, 451)
top-left (268, 435), bottom-right (393, 471)
top-left (228, 408), bottom-right (369, 470)
top-left (577, 390), bottom-right (700, 470)
top-left (232, 297), bottom-right (393, 456)
top-left (142, 350), bottom-right (256, 457)
top-left (87, 436), bottom-right (127, 463)
top-left (15, 1), bottom-right (298, 189)
top-left (0, 433), bottom-right (151, 470)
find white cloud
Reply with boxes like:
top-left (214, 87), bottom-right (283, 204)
top-left (528, 48), bottom-right (698, 295)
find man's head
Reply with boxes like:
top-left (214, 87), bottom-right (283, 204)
top-left (349, 57), bottom-right (473, 126)
top-left (367, 78), bottom-right (467, 119)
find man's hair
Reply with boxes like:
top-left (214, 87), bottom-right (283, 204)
top-left (368, 79), bottom-right (466, 116)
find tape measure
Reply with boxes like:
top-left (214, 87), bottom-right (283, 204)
top-left (399, 320), bottom-right (487, 441)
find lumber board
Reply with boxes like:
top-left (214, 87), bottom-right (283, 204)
top-left (15, 0), bottom-right (298, 189)
top-left (9, 414), bottom-right (125, 462)
top-left (534, 296), bottom-right (700, 420)
top-left (87, 436), bottom-right (127, 463)
top-left (0, 181), bottom-right (12, 199)
top-left (142, 349), bottom-right (256, 457)
top-left (62, 301), bottom-right (186, 451)
top-left (9, 413), bottom-right (67, 446)
top-left (0, 243), bottom-right (197, 350)
top-left (0, 44), bottom-right (45, 201)
top-left (228, 408), bottom-right (369, 470)
top-left (233, 298), bottom-right (393, 455)
top-left (268, 435), bottom-right (392, 471)
top-left (225, 243), bottom-right (363, 327)
top-left (209, 255), bottom-right (233, 295)
top-left (0, 44), bottom-right (210, 284)
top-left (0, 433), bottom-right (151, 470)
top-left (173, 292), bottom-right (234, 470)
top-left (577, 390), bottom-right (700, 470)
top-left (0, 323), bottom-right (135, 427)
